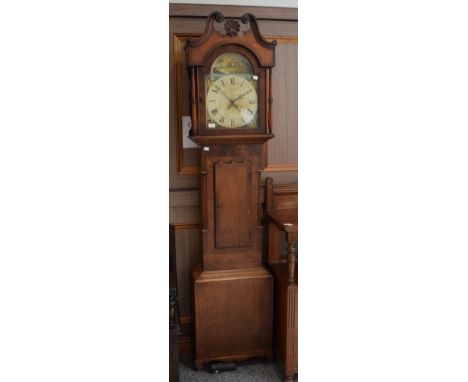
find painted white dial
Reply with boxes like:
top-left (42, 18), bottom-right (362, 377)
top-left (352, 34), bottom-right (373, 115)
top-left (206, 74), bottom-right (258, 128)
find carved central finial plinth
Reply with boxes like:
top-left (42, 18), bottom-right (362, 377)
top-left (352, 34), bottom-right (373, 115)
top-left (224, 19), bottom-right (240, 36)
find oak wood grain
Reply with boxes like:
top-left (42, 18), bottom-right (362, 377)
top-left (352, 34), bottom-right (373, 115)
top-left (214, 160), bottom-right (252, 248)
top-left (193, 266), bottom-right (273, 365)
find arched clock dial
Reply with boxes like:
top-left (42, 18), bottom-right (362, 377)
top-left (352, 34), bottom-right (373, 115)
top-left (206, 74), bottom-right (258, 128)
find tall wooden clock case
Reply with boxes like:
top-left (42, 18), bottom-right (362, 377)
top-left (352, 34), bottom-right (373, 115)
top-left (185, 12), bottom-right (277, 369)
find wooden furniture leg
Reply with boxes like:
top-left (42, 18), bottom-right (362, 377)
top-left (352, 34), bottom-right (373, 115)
top-left (286, 231), bottom-right (297, 284)
top-left (284, 230), bottom-right (298, 381)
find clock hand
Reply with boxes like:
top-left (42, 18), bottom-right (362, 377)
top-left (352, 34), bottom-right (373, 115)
top-left (227, 100), bottom-right (238, 110)
top-left (217, 89), bottom-right (239, 110)
top-left (232, 89), bottom-right (253, 103)
top-left (219, 89), bottom-right (233, 102)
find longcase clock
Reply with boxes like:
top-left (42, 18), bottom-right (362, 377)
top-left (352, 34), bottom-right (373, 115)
top-left (185, 12), bottom-right (277, 369)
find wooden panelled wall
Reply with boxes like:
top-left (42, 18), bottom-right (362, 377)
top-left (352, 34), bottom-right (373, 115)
top-left (169, 4), bottom-right (298, 350)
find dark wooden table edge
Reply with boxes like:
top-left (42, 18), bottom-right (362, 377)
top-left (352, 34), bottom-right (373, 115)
top-left (266, 208), bottom-right (298, 232)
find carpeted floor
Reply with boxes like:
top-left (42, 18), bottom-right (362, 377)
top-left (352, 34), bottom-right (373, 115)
top-left (179, 357), bottom-right (291, 382)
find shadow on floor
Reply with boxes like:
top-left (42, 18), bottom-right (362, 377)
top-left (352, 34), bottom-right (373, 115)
top-left (178, 355), bottom-right (288, 382)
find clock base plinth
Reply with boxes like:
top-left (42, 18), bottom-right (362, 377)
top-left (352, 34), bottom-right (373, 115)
top-left (192, 266), bottom-right (273, 368)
